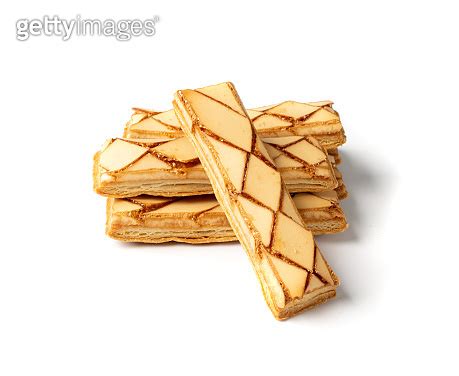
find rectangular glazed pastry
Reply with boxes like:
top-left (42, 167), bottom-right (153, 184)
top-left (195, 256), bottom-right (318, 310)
top-left (106, 191), bottom-right (348, 243)
top-left (173, 82), bottom-right (339, 319)
top-left (124, 100), bottom-right (345, 149)
top-left (93, 135), bottom-right (338, 198)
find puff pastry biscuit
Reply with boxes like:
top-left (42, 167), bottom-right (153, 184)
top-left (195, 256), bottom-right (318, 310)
top-left (125, 100), bottom-right (345, 150)
top-left (174, 82), bottom-right (339, 319)
top-left (93, 136), bottom-right (337, 198)
top-left (106, 191), bottom-right (347, 243)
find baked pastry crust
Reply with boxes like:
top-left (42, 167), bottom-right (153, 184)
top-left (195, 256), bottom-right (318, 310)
top-left (106, 191), bottom-right (347, 243)
top-left (124, 100), bottom-right (346, 150)
top-left (93, 136), bottom-right (338, 198)
top-left (174, 82), bottom-right (338, 319)
top-left (327, 148), bottom-right (341, 164)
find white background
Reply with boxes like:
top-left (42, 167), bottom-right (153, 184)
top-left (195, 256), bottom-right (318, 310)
top-left (1, 1), bottom-right (458, 375)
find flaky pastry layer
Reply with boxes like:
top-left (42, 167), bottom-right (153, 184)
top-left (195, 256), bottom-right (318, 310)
top-left (106, 191), bottom-right (347, 243)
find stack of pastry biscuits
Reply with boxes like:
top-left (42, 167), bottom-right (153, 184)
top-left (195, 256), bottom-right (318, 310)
top-left (93, 82), bottom-right (348, 319)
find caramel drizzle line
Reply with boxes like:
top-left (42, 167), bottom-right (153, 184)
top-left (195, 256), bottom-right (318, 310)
top-left (131, 101), bottom-right (339, 137)
top-left (271, 140), bottom-right (328, 170)
top-left (125, 196), bottom-right (220, 221)
top-left (117, 137), bottom-right (168, 148)
top-left (149, 149), bottom-right (200, 169)
top-left (198, 88), bottom-right (320, 262)
top-left (180, 89), bottom-right (280, 245)
top-left (190, 88), bottom-right (269, 170)
top-left (200, 126), bottom-right (279, 176)
top-left (199, 127), bottom-right (250, 156)
top-left (194, 91), bottom-right (283, 208)
top-left (305, 135), bottom-right (331, 153)
top-left (267, 185), bottom-right (333, 299)
top-left (310, 246), bottom-right (329, 286)
top-left (265, 247), bottom-right (332, 303)
top-left (254, 117), bottom-right (341, 136)
top-left (104, 138), bottom-right (200, 173)
top-left (263, 229), bottom-right (315, 274)
top-left (293, 105), bottom-right (339, 123)
top-left (131, 107), bottom-right (160, 115)
top-left (252, 101), bottom-right (330, 124)
top-left (239, 192), bottom-right (275, 214)
top-left (240, 164), bottom-right (329, 299)
top-left (199, 127), bottom-right (298, 229)
top-left (106, 150), bottom-right (150, 174)
top-left (265, 245), bottom-right (293, 302)
top-left (304, 272), bottom-right (312, 294)
top-left (253, 109), bottom-right (311, 125)
top-left (194, 89), bottom-right (246, 117)
top-left (190, 91), bottom-right (280, 174)
top-left (126, 197), bottom-right (178, 214)
top-left (240, 120), bottom-right (258, 192)
top-left (252, 143), bottom-right (278, 171)
top-left (275, 151), bottom-right (328, 178)
top-left (266, 137), bottom-right (305, 149)
top-left (129, 107), bottom-right (181, 132)
top-left (266, 183), bottom-right (285, 249)
top-left (240, 154), bottom-right (250, 195)
top-left (147, 114), bottom-right (182, 131)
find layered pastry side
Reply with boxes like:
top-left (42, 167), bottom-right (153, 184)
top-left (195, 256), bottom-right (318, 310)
top-left (124, 99), bottom-right (345, 150)
top-left (93, 135), bottom-right (338, 198)
top-left (328, 148), bottom-right (342, 165)
top-left (106, 191), bottom-right (348, 243)
top-left (174, 82), bottom-right (339, 320)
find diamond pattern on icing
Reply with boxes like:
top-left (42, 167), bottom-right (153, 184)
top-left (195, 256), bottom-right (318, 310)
top-left (126, 153), bottom-right (171, 171)
top-left (174, 83), bottom-right (338, 310)
top-left (280, 191), bottom-right (303, 225)
top-left (183, 90), bottom-right (253, 152)
top-left (204, 134), bottom-right (247, 193)
top-left (266, 101), bottom-right (320, 119)
top-left (304, 108), bottom-right (339, 123)
top-left (243, 155), bottom-right (282, 211)
top-left (252, 114), bottom-right (292, 129)
top-left (314, 250), bottom-right (335, 285)
top-left (196, 85), bottom-right (245, 116)
top-left (99, 139), bottom-right (148, 172)
top-left (152, 137), bottom-right (198, 163)
top-left (129, 195), bottom-right (173, 207)
top-left (271, 154), bottom-right (303, 168)
top-left (152, 109), bottom-right (181, 128)
top-left (153, 196), bottom-right (219, 214)
top-left (112, 199), bottom-right (143, 213)
top-left (305, 274), bottom-right (325, 293)
top-left (284, 139), bottom-right (327, 165)
top-left (97, 138), bottom-right (200, 173)
top-left (125, 99), bottom-right (343, 149)
top-left (254, 137), bottom-right (275, 165)
top-left (271, 213), bottom-right (315, 270)
top-left (95, 134), bottom-right (338, 197)
top-left (238, 196), bottom-right (274, 247)
top-left (268, 254), bottom-right (308, 299)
